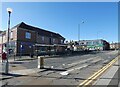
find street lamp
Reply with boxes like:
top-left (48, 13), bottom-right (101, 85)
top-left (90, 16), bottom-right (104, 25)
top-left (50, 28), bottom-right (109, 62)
top-left (78, 21), bottom-right (84, 42)
top-left (5, 8), bottom-right (12, 74)
top-left (1, 33), bottom-right (3, 53)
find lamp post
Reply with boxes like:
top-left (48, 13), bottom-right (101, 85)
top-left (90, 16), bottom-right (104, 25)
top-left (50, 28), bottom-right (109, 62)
top-left (78, 21), bottom-right (84, 51)
top-left (78, 21), bottom-right (84, 42)
top-left (1, 33), bottom-right (3, 53)
top-left (5, 8), bottom-right (12, 74)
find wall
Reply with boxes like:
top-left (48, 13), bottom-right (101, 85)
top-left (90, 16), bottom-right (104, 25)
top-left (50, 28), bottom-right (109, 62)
top-left (17, 28), bottom-right (36, 43)
top-left (37, 34), bottom-right (63, 45)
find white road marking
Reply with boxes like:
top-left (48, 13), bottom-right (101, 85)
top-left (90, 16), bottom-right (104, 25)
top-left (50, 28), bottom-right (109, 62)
top-left (67, 57), bottom-right (96, 66)
top-left (60, 64), bottom-right (88, 76)
top-left (60, 58), bottom-right (102, 76)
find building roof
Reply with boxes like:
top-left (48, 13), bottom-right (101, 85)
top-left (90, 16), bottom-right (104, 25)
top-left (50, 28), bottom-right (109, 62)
top-left (78, 39), bottom-right (110, 44)
top-left (80, 39), bottom-right (109, 42)
top-left (110, 42), bottom-right (120, 45)
top-left (80, 39), bottom-right (104, 41)
top-left (12, 22), bottom-right (65, 39)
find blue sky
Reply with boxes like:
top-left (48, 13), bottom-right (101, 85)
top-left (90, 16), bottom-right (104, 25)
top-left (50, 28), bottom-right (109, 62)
top-left (1, 2), bottom-right (118, 43)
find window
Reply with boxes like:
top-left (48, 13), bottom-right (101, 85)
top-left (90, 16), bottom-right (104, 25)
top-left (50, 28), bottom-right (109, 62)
top-left (81, 42), bottom-right (84, 45)
top-left (42, 36), bottom-right (44, 41)
top-left (88, 42), bottom-right (92, 45)
top-left (53, 38), bottom-right (55, 43)
top-left (99, 40), bottom-right (102, 44)
top-left (61, 40), bottom-right (63, 44)
top-left (93, 41), bottom-right (99, 45)
top-left (10, 31), bottom-right (13, 39)
top-left (25, 32), bottom-right (31, 39)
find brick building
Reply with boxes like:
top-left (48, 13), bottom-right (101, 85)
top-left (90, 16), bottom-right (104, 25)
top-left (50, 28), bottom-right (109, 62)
top-left (0, 22), bottom-right (65, 55)
top-left (79, 39), bottom-right (110, 50)
top-left (65, 39), bottom-right (110, 51)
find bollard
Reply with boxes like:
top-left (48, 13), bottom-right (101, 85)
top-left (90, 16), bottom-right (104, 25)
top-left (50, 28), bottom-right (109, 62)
top-left (38, 56), bottom-right (44, 69)
top-left (5, 60), bottom-right (9, 74)
top-left (38, 56), bottom-right (40, 68)
top-left (40, 57), bottom-right (44, 68)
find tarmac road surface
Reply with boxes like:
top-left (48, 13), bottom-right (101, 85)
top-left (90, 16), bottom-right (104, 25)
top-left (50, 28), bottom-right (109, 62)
top-left (1, 50), bottom-right (119, 86)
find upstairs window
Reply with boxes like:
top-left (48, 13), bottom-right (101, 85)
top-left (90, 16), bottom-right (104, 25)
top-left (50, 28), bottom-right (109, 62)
top-left (87, 42), bottom-right (92, 45)
top-left (53, 38), bottom-right (55, 43)
top-left (42, 36), bottom-right (44, 41)
top-left (99, 40), bottom-right (102, 44)
top-left (61, 40), bottom-right (63, 44)
top-left (25, 32), bottom-right (31, 39)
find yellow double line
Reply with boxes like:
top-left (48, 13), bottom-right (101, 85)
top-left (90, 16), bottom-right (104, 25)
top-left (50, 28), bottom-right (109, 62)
top-left (78, 55), bottom-right (120, 87)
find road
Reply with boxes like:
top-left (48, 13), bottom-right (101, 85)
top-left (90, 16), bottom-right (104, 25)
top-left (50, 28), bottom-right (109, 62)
top-left (23, 50), bottom-right (118, 69)
top-left (1, 50), bottom-right (119, 86)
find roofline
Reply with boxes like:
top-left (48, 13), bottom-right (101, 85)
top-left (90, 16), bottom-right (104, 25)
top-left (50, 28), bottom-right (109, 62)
top-left (11, 22), bottom-right (65, 39)
top-left (23, 22), bottom-right (65, 39)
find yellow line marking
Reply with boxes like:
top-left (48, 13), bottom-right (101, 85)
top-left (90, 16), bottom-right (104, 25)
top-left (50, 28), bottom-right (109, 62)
top-left (85, 59), bottom-right (116, 85)
top-left (79, 58), bottom-right (114, 86)
top-left (78, 55), bottom-right (120, 87)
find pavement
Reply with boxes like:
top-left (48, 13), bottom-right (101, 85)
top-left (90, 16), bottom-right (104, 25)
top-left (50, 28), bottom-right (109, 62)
top-left (93, 56), bottom-right (120, 86)
top-left (0, 56), bottom-right (41, 86)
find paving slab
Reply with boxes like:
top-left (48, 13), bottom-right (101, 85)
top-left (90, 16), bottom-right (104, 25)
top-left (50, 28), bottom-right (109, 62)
top-left (9, 68), bottom-right (42, 75)
top-left (23, 77), bottom-right (54, 85)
